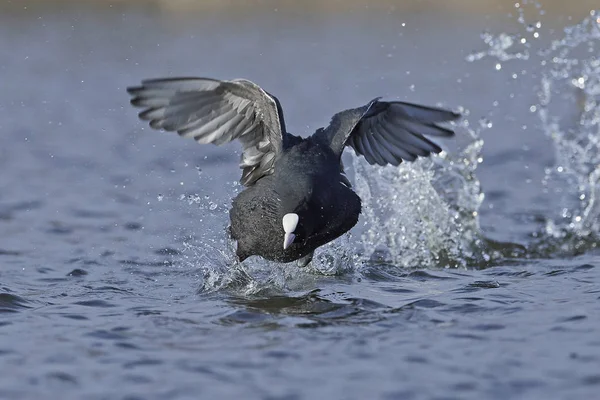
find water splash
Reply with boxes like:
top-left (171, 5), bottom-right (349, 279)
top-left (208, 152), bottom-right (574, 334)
top-left (183, 236), bottom-right (358, 295)
top-left (466, 32), bottom-right (530, 64)
top-left (180, 207), bottom-right (359, 294)
top-left (537, 10), bottom-right (600, 244)
top-left (355, 6), bottom-right (600, 268)
top-left (466, 5), bottom-right (600, 256)
top-left (352, 114), bottom-right (487, 269)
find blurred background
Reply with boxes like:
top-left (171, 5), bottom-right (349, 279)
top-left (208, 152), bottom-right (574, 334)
top-left (0, 0), bottom-right (598, 14)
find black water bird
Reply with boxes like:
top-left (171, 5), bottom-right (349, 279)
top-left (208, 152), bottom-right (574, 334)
top-left (127, 77), bottom-right (459, 266)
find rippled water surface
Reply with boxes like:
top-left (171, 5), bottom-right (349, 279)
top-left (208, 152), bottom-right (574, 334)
top-left (1, 2), bottom-right (600, 399)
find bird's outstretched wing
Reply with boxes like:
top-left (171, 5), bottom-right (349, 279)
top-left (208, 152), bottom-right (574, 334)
top-left (321, 99), bottom-right (460, 166)
top-left (127, 77), bottom-right (287, 186)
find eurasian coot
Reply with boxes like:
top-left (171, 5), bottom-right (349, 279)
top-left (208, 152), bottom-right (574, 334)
top-left (127, 77), bottom-right (459, 266)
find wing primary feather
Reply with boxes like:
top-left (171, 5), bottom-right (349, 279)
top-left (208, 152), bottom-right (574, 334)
top-left (149, 119), bottom-right (165, 130)
top-left (191, 108), bottom-right (238, 144)
top-left (130, 95), bottom-right (170, 108)
top-left (411, 133), bottom-right (443, 154)
top-left (175, 102), bottom-right (233, 137)
top-left (351, 130), bottom-right (370, 163)
top-left (379, 113), bottom-right (430, 156)
top-left (362, 116), bottom-right (398, 165)
top-left (211, 113), bottom-right (245, 145)
top-left (165, 93), bottom-right (222, 112)
top-left (376, 124), bottom-right (418, 161)
top-left (371, 125), bottom-right (409, 165)
top-left (389, 101), bottom-right (460, 123)
top-left (378, 123), bottom-right (426, 158)
top-left (139, 78), bottom-right (221, 91)
top-left (139, 108), bottom-right (165, 121)
top-left (371, 129), bottom-right (402, 165)
top-left (358, 129), bottom-right (381, 165)
top-left (400, 119), bottom-right (455, 137)
top-left (169, 101), bottom-right (232, 132)
top-left (363, 127), bottom-right (389, 166)
top-left (382, 116), bottom-right (441, 154)
top-left (359, 118), bottom-right (387, 165)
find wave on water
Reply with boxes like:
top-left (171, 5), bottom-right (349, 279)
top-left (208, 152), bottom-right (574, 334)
top-left (182, 7), bottom-right (600, 293)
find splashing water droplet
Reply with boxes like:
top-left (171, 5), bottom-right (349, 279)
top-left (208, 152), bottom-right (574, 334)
top-left (353, 115), bottom-right (486, 268)
top-left (536, 10), bottom-right (600, 243)
top-left (479, 118), bottom-right (493, 129)
top-left (466, 32), bottom-right (529, 65)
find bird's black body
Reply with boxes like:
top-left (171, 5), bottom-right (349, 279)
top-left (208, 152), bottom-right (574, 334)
top-left (230, 137), bottom-right (361, 263)
top-left (127, 77), bottom-right (459, 265)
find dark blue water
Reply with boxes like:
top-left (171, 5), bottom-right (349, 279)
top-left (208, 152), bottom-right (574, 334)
top-left (1, 3), bottom-right (599, 399)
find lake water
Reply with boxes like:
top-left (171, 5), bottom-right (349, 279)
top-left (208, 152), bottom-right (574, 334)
top-left (1, 2), bottom-right (599, 399)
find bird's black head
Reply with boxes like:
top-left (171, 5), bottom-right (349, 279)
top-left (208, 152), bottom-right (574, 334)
top-left (279, 194), bottom-right (321, 251)
top-left (276, 175), bottom-right (326, 251)
top-left (274, 139), bottom-right (338, 251)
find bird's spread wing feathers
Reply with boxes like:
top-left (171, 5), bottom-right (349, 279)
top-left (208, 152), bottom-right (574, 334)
top-left (127, 77), bottom-right (286, 186)
top-left (322, 99), bottom-right (460, 166)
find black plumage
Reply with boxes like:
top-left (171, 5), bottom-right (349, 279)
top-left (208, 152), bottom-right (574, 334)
top-left (127, 77), bottom-right (459, 265)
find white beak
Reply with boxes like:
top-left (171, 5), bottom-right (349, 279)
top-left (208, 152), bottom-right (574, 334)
top-left (282, 213), bottom-right (299, 250)
top-left (283, 232), bottom-right (296, 250)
